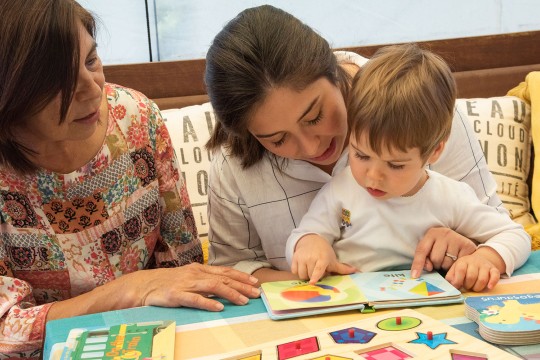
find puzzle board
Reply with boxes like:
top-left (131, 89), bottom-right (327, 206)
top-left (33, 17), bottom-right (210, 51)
top-left (195, 309), bottom-right (519, 360)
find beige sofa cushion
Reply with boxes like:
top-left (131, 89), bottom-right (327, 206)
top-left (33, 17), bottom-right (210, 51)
top-left (162, 97), bottom-right (536, 263)
top-left (456, 96), bottom-right (535, 226)
top-left (161, 103), bottom-right (215, 262)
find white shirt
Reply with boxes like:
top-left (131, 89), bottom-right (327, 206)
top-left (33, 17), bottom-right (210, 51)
top-left (207, 52), bottom-right (506, 274)
top-left (285, 169), bottom-right (530, 275)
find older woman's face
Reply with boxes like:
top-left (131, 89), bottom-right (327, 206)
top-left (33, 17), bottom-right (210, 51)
top-left (20, 23), bottom-right (105, 146)
top-left (247, 78), bottom-right (348, 168)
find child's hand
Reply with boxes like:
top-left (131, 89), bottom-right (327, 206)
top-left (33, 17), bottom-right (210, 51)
top-left (410, 227), bottom-right (477, 278)
top-left (291, 234), bottom-right (356, 284)
top-left (445, 248), bottom-right (504, 291)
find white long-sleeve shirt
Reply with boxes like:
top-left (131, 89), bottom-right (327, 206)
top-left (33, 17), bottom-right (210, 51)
top-left (286, 169), bottom-right (530, 275)
top-left (207, 52), bottom-right (506, 274)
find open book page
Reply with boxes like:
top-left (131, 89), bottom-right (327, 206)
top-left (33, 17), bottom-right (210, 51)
top-left (350, 270), bottom-right (463, 306)
top-left (260, 271), bottom-right (463, 320)
top-left (260, 275), bottom-right (368, 312)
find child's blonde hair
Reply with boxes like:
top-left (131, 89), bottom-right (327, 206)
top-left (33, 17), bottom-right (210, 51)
top-left (347, 43), bottom-right (456, 161)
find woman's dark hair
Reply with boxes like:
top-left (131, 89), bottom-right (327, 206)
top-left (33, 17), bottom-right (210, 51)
top-left (205, 5), bottom-right (350, 168)
top-left (0, 0), bottom-right (96, 174)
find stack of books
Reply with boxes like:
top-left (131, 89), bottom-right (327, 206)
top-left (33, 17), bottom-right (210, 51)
top-left (465, 293), bottom-right (540, 345)
top-left (48, 320), bottom-right (175, 360)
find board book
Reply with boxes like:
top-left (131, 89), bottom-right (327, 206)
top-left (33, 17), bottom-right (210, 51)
top-left (465, 292), bottom-right (540, 345)
top-left (260, 270), bottom-right (463, 320)
top-left (48, 320), bottom-right (175, 360)
top-left (200, 308), bottom-right (519, 360)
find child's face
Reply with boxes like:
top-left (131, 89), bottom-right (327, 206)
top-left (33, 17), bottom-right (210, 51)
top-left (348, 132), bottom-right (430, 200)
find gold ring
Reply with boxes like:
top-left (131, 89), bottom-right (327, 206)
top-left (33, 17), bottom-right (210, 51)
top-left (445, 252), bottom-right (457, 261)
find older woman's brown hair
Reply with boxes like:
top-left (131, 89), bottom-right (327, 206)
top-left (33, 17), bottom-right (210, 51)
top-left (0, 0), bottom-right (96, 174)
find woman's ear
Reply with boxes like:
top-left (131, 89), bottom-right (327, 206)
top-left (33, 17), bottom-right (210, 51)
top-left (426, 141), bottom-right (446, 165)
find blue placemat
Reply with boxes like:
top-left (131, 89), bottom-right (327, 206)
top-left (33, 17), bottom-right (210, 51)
top-left (43, 297), bottom-right (266, 358)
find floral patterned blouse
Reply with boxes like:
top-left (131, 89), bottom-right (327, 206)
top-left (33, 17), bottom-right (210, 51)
top-left (0, 83), bottom-right (202, 357)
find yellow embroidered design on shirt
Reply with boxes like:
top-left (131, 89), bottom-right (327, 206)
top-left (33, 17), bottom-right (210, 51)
top-left (341, 208), bottom-right (351, 227)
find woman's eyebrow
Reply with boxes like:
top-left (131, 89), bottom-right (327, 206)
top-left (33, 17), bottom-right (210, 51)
top-left (254, 130), bottom-right (284, 139)
top-left (87, 41), bottom-right (97, 55)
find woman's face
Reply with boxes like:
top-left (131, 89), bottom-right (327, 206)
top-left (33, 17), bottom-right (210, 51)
top-left (18, 23), bottom-right (105, 147)
top-left (248, 78), bottom-right (348, 168)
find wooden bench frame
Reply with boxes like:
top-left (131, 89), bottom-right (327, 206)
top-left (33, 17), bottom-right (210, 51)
top-left (103, 31), bottom-right (540, 110)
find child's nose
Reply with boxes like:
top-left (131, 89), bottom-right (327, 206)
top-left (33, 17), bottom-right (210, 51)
top-left (367, 166), bottom-right (384, 181)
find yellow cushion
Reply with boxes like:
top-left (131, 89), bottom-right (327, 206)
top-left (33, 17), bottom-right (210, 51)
top-left (508, 72), bottom-right (540, 223)
top-left (525, 224), bottom-right (540, 250)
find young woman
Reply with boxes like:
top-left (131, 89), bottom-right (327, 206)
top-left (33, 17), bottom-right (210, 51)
top-left (205, 5), bottom-right (505, 286)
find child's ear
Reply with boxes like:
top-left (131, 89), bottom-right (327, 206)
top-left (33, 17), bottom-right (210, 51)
top-left (426, 141), bottom-right (446, 165)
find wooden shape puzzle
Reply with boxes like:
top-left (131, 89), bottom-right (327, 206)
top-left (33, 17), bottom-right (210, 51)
top-left (329, 327), bottom-right (376, 344)
top-left (276, 336), bottom-right (319, 360)
top-left (408, 331), bottom-right (457, 349)
top-left (209, 309), bottom-right (520, 360)
top-left (377, 316), bottom-right (422, 331)
top-left (356, 343), bottom-right (412, 359)
top-left (450, 349), bottom-right (489, 360)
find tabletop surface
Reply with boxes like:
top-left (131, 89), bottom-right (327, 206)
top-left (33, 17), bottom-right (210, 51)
top-left (44, 251), bottom-right (540, 359)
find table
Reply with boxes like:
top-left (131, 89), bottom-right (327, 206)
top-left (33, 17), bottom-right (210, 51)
top-left (44, 251), bottom-right (540, 359)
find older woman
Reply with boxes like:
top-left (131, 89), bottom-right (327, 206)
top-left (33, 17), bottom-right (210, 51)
top-left (0, 0), bottom-right (258, 356)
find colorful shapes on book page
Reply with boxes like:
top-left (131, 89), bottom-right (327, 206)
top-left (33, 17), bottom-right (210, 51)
top-left (329, 326), bottom-right (376, 344)
top-left (377, 316), bottom-right (422, 331)
top-left (409, 280), bottom-right (445, 296)
top-left (281, 283), bottom-right (340, 303)
top-left (409, 331), bottom-right (457, 349)
top-left (276, 336), bottom-right (319, 360)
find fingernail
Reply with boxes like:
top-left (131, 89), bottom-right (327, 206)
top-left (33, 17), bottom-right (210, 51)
top-left (251, 287), bottom-right (261, 297)
top-left (249, 276), bottom-right (258, 284)
top-left (411, 270), bottom-right (418, 278)
top-left (214, 302), bottom-right (224, 311)
top-left (239, 295), bottom-right (249, 305)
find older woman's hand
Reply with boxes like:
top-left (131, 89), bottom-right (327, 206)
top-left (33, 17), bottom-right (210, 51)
top-left (410, 227), bottom-right (477, 278)
top-left (129, 263), bottom-right (261, 311)
top-left (47, 264), bottom-right (260, 322)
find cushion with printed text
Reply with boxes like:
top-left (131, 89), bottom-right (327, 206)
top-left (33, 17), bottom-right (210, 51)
top-left (161, 103), bottom-right (216, 261)
top-left (456, 96), bottom-right (535, 226)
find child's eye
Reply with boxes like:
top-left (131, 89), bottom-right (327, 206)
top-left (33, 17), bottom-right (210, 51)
top-left (354, 152), bottom-right (369, 161)
top-left (307, 111), bottom-right (323, 125)
top-left (388, 163), bottom-right (405, 170)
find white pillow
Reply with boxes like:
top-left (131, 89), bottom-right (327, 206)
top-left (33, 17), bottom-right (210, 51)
top-left (161, 102), bottom-right (216, 246)
top-left (456, 96), bottom-right (534, 226)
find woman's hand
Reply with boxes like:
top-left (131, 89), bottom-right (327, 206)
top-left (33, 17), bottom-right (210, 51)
top-left (47, 263), bottom-right (260, 321)
top-left (410, 227), bottom-right (477, 278)
top-left (126, 263), bottom-right (260, 311)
